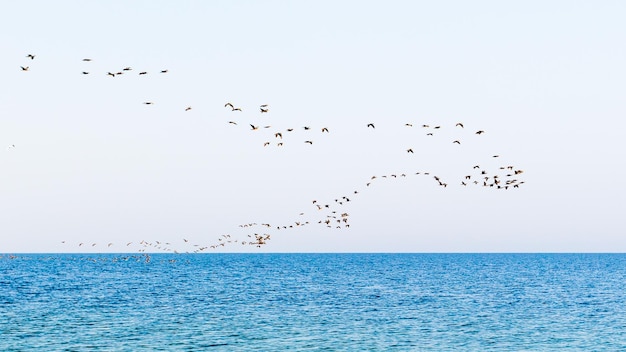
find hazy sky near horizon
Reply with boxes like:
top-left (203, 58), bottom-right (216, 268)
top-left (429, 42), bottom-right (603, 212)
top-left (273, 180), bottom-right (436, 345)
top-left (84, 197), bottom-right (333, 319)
top-left (1, 1), bottom-right (625, 252)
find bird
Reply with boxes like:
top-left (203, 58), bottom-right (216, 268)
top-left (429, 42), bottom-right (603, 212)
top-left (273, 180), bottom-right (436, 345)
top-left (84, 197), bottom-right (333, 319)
top-left (26, 54), bottom-right (35, 60)
top-left (407, 148), bottom-right (414, 153)
top-left (303, 126), bottom-right (311, 130)
top-left (321, 127), bottom-right (329, 133)
top-left (143, 102), bottom-right (154, 105)
top-left (228, 121), bottom-right (238, 125)
top-left (405, 123), bottom-right (413, 127)
top-left (123, 67), bottom-right (132, 71)
top-left (82, 58), bottom-right (92, 61)
top-left (160, 69), bottom-right (168, 73)
top-left (107, 72), bottom-right (115, 77)
top-left (260, 108), bottom-right (269, 113)
top-left (476, 130), bottom-right (485, 134)
top-left (250, 124), bottom-right (259, 130)
top-left (367, 123), bottom-right (375, 128)
top-left (82, 71), bottom-right (89, 75)
top-left (456, 123), bottom-right (464, 128)
top-left (275, 132), bottom-right (282, 139)
top-left (453, 140), bottom-right (461, 144)
top-left (20, 66), bottom-right (29, 71)
top-left (185, 106), bottom-right (192, 111)
top-left (304, 140), bottom-right (313, 144)
top-left (7, 144), bottom-right (16, 150)
top-left (139, 71), bottom-right (148, 75)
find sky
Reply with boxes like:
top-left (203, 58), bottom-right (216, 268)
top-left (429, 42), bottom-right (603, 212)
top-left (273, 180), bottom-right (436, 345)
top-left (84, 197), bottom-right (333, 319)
top-left (1, 1), bottom-right (625, 253)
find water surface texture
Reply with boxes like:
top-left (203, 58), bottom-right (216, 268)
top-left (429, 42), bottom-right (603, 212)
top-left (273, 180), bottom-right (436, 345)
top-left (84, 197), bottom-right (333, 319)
top-left (1, 254), bottom-right (625, 351)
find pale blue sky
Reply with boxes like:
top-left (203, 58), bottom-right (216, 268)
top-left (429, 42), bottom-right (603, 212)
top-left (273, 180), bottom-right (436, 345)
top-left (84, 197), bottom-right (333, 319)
top-left (1, 1), bottom-right (625, 252)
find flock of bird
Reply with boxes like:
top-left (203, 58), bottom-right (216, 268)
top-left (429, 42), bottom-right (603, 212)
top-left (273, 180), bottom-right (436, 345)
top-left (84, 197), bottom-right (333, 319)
top-left (8, 53), bottom-right (526, 254)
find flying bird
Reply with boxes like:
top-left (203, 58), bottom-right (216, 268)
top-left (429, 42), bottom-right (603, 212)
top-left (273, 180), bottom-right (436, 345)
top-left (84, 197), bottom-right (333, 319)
top-left (407, 148), bottom-right (414, 153)
top-left (20, 66), bottom-right (29, 71)
top-left (26, 54), bottom-right (35, 60)
top-left (453, 140), bottom-right (461, 144)
top-left (476, 130), bottom-right (485, 134)
top-left (321, 127), bottom-right (329, 133)
top-left (367, 123), bottom-right (375, 128)
top-left (456, 123), bottom-right (464, 128)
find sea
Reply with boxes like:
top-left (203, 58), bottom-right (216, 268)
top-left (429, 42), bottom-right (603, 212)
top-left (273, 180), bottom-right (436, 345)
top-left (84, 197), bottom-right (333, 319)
top-left (1, 253), bottom-right (625, 351)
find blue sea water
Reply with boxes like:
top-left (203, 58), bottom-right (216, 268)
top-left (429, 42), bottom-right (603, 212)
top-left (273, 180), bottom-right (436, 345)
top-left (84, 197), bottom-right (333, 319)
top-left (1, 253), bottom-right (625, 351)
